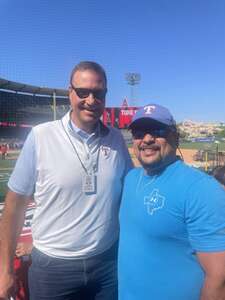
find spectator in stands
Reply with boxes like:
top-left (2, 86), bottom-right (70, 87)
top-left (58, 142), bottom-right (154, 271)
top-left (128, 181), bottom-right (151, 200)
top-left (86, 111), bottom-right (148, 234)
top-left (212, 165), bottom-right (225, 188)
top-left (118, 104), bottom-right (225, 300)
top-left (0, 144), bottom-right (8, 160)
top-left (0, 61), bottom-right (133, 300)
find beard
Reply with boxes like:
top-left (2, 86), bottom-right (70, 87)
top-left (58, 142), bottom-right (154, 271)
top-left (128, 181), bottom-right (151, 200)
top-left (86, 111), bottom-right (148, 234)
top-left (136, 143), bottom-right (177, 174)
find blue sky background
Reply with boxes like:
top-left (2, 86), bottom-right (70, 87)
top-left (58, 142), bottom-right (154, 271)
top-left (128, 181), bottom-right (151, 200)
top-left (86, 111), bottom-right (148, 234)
top-left (0, 0), bottom-right (225, 122)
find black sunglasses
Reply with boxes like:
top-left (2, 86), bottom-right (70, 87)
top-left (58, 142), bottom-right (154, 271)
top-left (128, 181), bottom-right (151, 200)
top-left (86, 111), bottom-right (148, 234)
top-left (131, 128), bottom-right (170, 139)
top-left (71, 85), bottom-right (107, 100)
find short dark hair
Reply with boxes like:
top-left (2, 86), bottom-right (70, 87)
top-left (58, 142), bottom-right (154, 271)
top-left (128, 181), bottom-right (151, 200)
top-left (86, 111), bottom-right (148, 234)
top-left (70, 61), bottom-right (107, 87)
top-left (212, 165), bottom-right (225, 186)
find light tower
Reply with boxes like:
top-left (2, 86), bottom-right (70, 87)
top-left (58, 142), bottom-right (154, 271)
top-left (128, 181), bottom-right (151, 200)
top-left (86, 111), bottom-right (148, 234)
top-left (125, 73), bottom-right (141, 107)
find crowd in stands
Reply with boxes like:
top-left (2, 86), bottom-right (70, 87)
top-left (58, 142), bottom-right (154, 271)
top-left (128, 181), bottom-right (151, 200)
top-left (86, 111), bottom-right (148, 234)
top-left (0, 144), bottom-right (8, 159)
top-left (0, 139), bottom-right (24, 151)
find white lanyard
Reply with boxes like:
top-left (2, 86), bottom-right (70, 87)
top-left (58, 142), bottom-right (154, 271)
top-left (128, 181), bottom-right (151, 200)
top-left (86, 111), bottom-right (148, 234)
top-left (61, 119), bottom-right (101, 174)
top-left (61, 120), bottom-right (101, 194)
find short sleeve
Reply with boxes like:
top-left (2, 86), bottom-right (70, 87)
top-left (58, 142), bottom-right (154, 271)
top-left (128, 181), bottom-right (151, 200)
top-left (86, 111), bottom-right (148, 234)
top-left (185, 176), bottom-right (225, 252)
top-left (119, 132), bottom-right (133, 177)
top-left (8, 130), bottom-right (37, 196)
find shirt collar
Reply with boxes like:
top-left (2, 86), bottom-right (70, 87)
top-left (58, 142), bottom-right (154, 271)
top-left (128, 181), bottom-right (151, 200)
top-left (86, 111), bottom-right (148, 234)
top-left (61, 110), bottom-right (109, 140)
top-left (70, 119), bottom-right (99, 141)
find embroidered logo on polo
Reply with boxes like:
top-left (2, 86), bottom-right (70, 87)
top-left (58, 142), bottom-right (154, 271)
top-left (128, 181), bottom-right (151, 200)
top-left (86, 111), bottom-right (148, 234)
top-left (144, 189), bottom-right (165, 215)
top-left (101, 146), bottom-right (111, 158)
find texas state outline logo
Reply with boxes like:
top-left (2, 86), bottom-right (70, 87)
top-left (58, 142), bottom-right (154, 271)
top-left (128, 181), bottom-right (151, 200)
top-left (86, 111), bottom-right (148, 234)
top-left (144, 189), bottom-right (165, 215)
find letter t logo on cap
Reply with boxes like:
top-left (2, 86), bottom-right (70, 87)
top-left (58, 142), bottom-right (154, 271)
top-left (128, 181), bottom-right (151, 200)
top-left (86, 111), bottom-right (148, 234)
top-left (144, 105), bottom-right (156, 115)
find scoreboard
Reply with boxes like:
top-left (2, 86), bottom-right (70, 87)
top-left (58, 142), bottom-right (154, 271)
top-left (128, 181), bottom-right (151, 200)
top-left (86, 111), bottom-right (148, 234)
top-left (102, 106), bottom-right (138, 128)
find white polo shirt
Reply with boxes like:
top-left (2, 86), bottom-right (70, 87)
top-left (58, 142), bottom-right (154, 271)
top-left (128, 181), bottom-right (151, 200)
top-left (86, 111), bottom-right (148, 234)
top-left (8, 111), bottom-right (133, 258)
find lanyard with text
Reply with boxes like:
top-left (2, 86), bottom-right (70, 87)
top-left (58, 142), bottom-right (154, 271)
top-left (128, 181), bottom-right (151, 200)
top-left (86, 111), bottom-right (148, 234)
top-left (61, 120), bottom-right (101, 194)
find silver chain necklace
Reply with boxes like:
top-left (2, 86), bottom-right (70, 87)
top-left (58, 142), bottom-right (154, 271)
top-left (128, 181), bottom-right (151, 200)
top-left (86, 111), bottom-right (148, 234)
top-left (136, 170), bottom-right (157, 194)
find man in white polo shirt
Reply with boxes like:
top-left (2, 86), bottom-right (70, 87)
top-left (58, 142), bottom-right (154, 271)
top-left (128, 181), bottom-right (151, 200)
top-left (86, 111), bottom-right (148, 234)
top-left (0, 61), bottom-right (133, 300)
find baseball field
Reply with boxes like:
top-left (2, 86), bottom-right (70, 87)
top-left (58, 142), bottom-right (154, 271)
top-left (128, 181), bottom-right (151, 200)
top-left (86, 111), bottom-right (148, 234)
top-left (0, 142), bottom-right (224, 203)
top-left (0, 152), bottom-right (18, 203)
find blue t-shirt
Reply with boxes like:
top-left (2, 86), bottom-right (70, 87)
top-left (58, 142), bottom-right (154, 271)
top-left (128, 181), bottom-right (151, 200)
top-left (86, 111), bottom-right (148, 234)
top-left (118, 160), bottom-right (225, 300)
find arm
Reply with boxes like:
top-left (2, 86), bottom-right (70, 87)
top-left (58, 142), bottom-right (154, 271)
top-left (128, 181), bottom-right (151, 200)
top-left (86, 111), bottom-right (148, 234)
top-left (0, 131), bottom-right (36, 299)
top-left (0, 191), bottom-right (29, 299)
top-left (185, 177), bottom-right (225, 300)
top-left (197, 251), bottom-right (225, 300)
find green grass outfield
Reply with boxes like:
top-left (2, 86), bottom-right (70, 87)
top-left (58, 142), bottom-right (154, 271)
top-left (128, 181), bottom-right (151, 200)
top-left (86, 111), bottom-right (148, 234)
top-left (0, 154), bottom-right (18, 203)
top-left (128, 141), bottom-right (225, 151)
top-left (180, 141), bottom-right (225, 151)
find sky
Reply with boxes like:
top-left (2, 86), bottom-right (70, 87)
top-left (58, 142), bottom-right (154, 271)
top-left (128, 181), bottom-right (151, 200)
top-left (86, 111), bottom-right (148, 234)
top-left (0, 0), bottom-right (225, 122)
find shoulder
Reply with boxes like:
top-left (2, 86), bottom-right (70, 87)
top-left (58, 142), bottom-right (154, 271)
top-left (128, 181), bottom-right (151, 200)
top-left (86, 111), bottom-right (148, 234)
top-left (163, 160), bottom-right (225, 203)
top-left (122, 168), bottom-right (142, 194)
top-left (176, 162), bottom-right (225, 208)
top-left (125, 167), bottom-right (142, 182)
top-left (33, 119), bottom-right (59, 133)
top-left (172, 160), bottom-right (212, 187)
top-left (102, 125), bottom-right (127, 148)
top-left (32, 120), bottom-right (61, 139)
top-left (107, 126), bottom-right (124, 138)
top-left (188, 173), bottom-right (224, 199)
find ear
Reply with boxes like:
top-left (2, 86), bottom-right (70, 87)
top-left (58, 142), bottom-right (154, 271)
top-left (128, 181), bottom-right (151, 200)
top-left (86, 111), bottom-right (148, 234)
top-left (168, 130), bottom-right (179, 149)
top-left (68, 86), bottom-right (74, 98)
top-left (175, 131), bottom-right (180, 148)
top-left (68, 87), bottom-right (74, 106)
top-left (68, 85), bottom-right (73, 94)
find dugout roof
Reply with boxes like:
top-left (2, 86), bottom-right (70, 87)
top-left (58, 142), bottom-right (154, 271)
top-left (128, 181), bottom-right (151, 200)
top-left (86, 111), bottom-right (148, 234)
top-left (0, 78), bottom-right (68, 97)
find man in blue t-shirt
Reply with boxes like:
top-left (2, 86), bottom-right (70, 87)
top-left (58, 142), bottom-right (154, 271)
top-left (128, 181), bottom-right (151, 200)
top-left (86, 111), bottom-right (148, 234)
top-left (118, 104), bottom-right (225, 300)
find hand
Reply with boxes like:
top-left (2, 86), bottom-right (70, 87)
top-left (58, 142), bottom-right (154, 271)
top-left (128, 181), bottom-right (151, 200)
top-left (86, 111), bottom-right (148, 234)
top-left (0, 272), bottom-right (15, 300)
top-left (15, 242), bottom-right (33, 257)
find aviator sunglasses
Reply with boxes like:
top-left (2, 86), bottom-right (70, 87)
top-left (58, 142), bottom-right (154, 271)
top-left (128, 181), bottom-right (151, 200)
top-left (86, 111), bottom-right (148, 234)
top-left (71, 84), bottom-right (107, 100)
top-left (131, 127), bottom-right (171, 139)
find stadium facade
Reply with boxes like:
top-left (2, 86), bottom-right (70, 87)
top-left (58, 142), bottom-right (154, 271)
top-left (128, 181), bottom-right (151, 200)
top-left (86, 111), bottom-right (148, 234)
top-left (0, 78), bottom-right (139, 140)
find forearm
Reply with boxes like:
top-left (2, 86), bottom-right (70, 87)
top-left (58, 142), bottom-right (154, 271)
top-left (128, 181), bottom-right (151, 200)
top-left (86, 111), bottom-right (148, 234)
top-left (0, 190), bottom-right (28, 273)
top-left (200, 276), bottom-right (225, 300)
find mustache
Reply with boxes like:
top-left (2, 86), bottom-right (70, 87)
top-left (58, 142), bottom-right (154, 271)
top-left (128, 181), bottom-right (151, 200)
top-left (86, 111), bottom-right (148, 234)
top-left (139, 144), bottom-right (160, 151)
top-left (78, 102), bottom-right (101, 111)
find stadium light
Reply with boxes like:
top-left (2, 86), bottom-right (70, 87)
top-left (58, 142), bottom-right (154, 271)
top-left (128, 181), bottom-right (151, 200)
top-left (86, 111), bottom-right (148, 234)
top-left (125, 73), bottom-right (141, 107)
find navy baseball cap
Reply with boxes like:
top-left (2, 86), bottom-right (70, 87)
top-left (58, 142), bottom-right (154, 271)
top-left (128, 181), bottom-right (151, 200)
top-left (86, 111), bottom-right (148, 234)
top-left (129, 104), bottom-right (176, 129)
